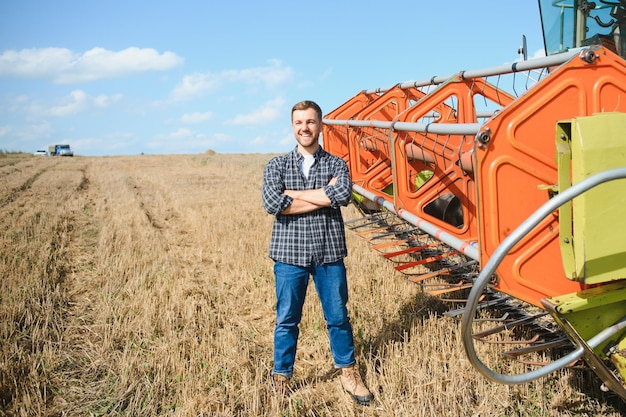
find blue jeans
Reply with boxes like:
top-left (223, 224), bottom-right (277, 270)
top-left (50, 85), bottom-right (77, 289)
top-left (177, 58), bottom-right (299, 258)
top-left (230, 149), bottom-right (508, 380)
top-left (272, 260), bottom-right (356, 378)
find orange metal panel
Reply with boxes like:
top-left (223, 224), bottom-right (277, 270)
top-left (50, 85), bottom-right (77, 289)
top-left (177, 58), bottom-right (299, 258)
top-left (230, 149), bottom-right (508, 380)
top-left (345, 86), bottom-right (427, 202)
top-left (322, 91), bottom-right (377, 164)
top-left (475, 47), bottom-right (626, 306)
top-left (392, 76), bottom-right (514, 243)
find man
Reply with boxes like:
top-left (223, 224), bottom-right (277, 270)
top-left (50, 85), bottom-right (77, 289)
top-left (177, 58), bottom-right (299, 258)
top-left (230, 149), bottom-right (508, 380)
top-left (262, 100), bottom-right (374, 406)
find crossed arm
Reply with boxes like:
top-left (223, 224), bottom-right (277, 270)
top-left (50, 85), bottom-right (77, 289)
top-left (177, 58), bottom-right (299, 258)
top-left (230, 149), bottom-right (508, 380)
top-left (281, 177), bottom-right (337, 215)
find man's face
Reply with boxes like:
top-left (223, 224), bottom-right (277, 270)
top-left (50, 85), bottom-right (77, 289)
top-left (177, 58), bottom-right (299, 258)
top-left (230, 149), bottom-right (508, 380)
top-left (292, 108), bottom-right (321, 150)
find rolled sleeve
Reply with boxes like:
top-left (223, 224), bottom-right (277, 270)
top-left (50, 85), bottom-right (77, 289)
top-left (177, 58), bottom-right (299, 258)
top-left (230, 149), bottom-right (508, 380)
top-left (324, 181), bottom-right (352, 208)
top-left (323, 159), bottom-right (352, 208)
top-left (262, 158), bottom-right (293, 216)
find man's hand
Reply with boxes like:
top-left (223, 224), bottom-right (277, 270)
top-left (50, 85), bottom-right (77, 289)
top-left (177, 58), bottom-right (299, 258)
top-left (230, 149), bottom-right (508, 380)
top-left (281, 177), bottom-right (338, 214)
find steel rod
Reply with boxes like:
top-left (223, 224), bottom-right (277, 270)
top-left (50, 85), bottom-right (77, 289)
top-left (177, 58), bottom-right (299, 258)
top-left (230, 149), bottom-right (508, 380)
top-left (369, 50), bottom-right (579, 94)
top-left (323, 118), bottom-right (482, 136)
top-left (351, 184), bottom-right (479, 260)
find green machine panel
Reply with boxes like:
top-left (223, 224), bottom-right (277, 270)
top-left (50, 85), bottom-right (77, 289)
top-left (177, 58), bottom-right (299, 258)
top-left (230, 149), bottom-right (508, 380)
top-left (557, 112), bottom-right (626, 285)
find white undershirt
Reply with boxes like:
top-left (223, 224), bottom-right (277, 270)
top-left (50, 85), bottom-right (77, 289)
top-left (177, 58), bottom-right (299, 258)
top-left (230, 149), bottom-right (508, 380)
top-left (302, 155), bottom-right (315, 179)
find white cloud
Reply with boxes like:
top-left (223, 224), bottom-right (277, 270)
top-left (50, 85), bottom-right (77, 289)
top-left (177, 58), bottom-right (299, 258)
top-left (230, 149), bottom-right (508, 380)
top-left (248, 128), bottom-right (295, 151)
top-left (170, 73), bottom-right (221, 101)
top-left (0, 48), bottom-right (73, 79)
top-left (223, 59), bottom-right (294, 88)
top-left (69, 132), bottom-right (140, 156)
top-left (149, 128), bottom-right (230, 153)
top-left (170, 60), bottom-right (294, 101)
top-left (42, 90), bottom-right (122, 117)
top-left (279, 131), bottom-right (294, 147)
top-left (0, 125), bottom-right (11, 138)
top-left (0, 120), bottom-right (54, 151)
top-left (320, 68), bottom-right (333, 81)
top-left (0, 94), bottom-right (31, 115)
top-left (93, 92), bottom-right (124, 108)
top-left (47, 90), bottom-right (88, 116)
top-left (156, 127), bottom-right (195, 141)
top-left (212, 133), bottom-right (230, 142)
top-left (0, 47), bottom-right (183, 84)
top-left (151, 127), bottom-right (210, 149)
top-left (531, 48), bottom-right (546, 59)
top-left (226, 97), bottom-right (285, 126)
top-left (180, 111), bottom-right (214, 124)
top-left (249, 135), bottom-right (265, 145)
top-left (26, 121), bottom-right (54, 138)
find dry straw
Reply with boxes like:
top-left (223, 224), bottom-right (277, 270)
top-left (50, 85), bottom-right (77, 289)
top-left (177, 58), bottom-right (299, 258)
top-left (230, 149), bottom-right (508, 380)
top-left (0, 153), bottom-right (623, 416)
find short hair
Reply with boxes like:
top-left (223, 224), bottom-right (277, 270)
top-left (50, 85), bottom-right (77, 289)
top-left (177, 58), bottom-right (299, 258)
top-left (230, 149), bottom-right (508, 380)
top-left (291, 100), bottom-right (322, 122)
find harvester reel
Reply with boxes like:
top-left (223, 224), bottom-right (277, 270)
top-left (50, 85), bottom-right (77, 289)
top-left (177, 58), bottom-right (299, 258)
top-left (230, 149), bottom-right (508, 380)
top-left (461, 168), bottom-right (626, 397)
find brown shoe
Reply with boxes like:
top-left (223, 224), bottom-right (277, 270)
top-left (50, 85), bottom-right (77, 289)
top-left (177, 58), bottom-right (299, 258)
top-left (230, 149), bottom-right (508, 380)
top-left (272, 374), bottom-right (290, 398)
top-left (340, 365), bottom-right (374, 405)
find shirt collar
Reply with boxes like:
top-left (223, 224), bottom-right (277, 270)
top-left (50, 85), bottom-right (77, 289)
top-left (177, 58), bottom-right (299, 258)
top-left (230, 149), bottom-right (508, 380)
top-left (292, 145), bottom-right (325, 161)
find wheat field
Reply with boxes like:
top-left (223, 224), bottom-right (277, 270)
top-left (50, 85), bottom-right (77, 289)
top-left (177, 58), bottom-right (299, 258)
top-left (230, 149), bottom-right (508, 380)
top-left (1, 152), bottom-right (624, 416)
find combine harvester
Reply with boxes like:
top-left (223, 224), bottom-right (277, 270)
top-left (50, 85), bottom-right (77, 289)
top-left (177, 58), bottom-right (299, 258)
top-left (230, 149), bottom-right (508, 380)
top-left (323, 0), bottom-right (626, 401)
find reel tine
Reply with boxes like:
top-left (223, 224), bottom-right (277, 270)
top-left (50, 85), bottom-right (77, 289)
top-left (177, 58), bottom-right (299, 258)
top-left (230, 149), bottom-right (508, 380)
top-left (443, 296), bottom-right (509, 318)
top-left (408, 259), bottom-right (478, 283)
top-left (501, 338), bottom-right (571, 357)
top-left (427, 283), bottom-right (474, 296)
top-left (472, 312), bottom-right (550, 339)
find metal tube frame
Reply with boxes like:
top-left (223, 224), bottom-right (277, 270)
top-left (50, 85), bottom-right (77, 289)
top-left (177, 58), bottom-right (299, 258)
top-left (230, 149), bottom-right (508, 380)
top-left (460, 167), bottom-right (626, 385)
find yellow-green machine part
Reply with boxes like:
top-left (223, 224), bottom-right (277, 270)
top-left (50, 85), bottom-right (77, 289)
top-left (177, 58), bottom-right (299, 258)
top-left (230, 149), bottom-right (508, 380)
top-left (556, 112), bottom-right (626, 285)
top-left (543, 282), bottom-right (626, 396)
top-left (543, 113), bottom-right (626, 397)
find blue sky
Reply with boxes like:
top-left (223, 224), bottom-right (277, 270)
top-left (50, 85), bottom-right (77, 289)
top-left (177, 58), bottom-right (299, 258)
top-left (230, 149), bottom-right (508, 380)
top-left (0, 1), bottom-right (545, 156)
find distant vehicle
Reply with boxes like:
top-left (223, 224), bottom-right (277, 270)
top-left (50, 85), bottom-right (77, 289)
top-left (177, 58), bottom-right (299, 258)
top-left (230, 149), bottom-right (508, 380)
top-left (33, 150), bottom-right (47, 156)
top-left (47, 144), bottom-right (74, 156)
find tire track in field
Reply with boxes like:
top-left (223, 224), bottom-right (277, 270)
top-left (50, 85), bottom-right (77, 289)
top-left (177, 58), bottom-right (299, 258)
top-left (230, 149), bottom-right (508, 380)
top-left (0, 167), bottom-right (48, 208)
top-left (126, 177), bottom-right (179, 232)
top-left (0, 160), bottom-right (95, 414)
top-left (43, 162), bottom-right (106, 413)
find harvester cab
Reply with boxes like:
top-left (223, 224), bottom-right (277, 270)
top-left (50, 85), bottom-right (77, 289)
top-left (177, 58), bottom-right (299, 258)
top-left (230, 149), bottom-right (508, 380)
top-left (322, 0), bottom-right (626, 403)
top-left (539, 0), bottom-right (626, 59)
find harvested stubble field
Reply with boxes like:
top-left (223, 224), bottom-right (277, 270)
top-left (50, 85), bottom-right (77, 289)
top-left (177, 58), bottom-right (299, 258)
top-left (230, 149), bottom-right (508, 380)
top-left (1, 152), bottom-right (624, 417)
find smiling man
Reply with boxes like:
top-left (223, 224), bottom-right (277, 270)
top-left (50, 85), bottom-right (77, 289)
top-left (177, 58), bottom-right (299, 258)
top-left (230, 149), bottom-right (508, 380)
top-left (261, 100), bottom-right (374, 406)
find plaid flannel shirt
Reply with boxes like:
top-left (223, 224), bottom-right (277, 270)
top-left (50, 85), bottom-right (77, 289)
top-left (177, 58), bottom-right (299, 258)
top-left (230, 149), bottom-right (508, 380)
top-left (262, 146), bottom-right (352, 267)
